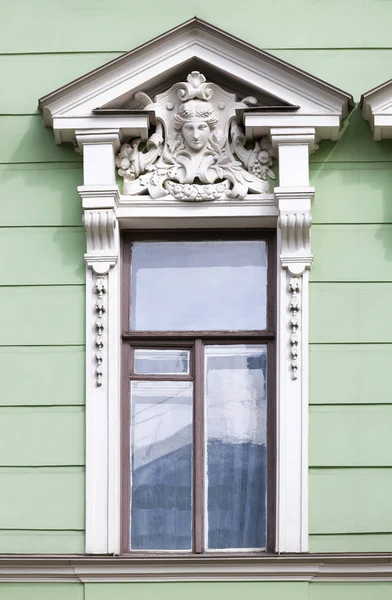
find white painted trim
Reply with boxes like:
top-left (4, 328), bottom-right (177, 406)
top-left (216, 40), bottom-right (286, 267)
top-left (244, 114), bottom-right (341, 141)
top-left (38, 25), bottom-right (349, 555)
top-left (362, 80), bottom-right (392, 140)
top-left (39, 19), bottom-right (352, 147)
top-left (0, 556), bottom-right (392, 583)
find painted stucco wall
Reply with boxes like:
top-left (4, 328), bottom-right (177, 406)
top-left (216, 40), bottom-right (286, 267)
top-left (1, 0), bottom-right (392, 585)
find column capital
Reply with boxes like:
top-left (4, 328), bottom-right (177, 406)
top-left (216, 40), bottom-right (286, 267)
top-left (274, 186), bottom-right (315, 202)
top-left (75, 128), bottom-right (122, 152)
top-left (270, 127), bottom-right (317, 152)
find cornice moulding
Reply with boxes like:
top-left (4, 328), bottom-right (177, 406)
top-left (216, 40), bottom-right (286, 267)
top-left (0, 555), bottom-right (392, 583)
top-left (39, 19), bottom-right (352, 148)
top-left (38, 19), bottom-right (353, 114)
top-left (362, 79), bottom-right (392, 140)
top-left (246, 115), bottom-right (341, 141)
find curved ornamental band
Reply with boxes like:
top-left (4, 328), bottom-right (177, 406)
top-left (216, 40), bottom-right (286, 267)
top-left (116, 71), bottom-right (276, 201)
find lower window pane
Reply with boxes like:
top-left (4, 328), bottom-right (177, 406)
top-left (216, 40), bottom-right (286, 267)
top-left (130, 380), bottom-right (193, 550)
top-left (205, 345), bottom-right (267, 550)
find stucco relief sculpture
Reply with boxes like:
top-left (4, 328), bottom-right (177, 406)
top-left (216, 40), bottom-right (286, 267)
top-left (116, 72), bottom-right (275, 201)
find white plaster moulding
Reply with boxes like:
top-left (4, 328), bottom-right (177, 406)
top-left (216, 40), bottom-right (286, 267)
top-left (244, 113), bottom-right (342, 141)
top-left (80, 188), bottom-right (279, 229)
top-left (52, 115), bottom-right (149, 144)
top-left (0, 556), bottom-right (392, 583)
top-left (361, 79), bottom-right (392, 140)
top-left (39, 19), bottom-right (353, 130)
top-left (38, 19), bottom-right (352, 557)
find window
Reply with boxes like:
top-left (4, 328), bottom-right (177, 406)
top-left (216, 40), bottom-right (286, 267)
top-left (121, 231), bottom-right (276, 553)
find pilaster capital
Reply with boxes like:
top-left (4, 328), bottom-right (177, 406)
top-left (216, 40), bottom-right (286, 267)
top-left (75, 128), bottom-right (122, 153)
top-left (270, 127), bottom-right (317, 152)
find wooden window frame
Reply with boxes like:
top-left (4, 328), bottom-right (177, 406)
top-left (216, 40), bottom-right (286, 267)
top-left (120, 230), bottom-right (276, 555)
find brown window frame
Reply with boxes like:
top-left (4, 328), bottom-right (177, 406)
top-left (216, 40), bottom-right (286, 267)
top-left (121, 230), bottom-right (276, 555)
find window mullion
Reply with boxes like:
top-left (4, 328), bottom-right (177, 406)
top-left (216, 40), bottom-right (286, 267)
top-left (193, 338), bottom-right (205, 554)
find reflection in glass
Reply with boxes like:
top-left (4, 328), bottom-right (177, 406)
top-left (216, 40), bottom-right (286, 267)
top-left (134, 349), bottom-right (190, 375)
top-left (130, 380), bottom-right (193, 550)
top-left (130, 241), bottom-right (267, 331)
top-left (205, 345), bottom-right (267, 549)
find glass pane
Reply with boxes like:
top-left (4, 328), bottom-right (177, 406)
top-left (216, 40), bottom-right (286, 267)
top-left (130, 380), bottom-right (193, 550)
top-left (130, 241), bottom-right (267, 331)
top-left (205, 344), bottom-right (267, 550)
top-left (134, 349), bottom-right (190, 375)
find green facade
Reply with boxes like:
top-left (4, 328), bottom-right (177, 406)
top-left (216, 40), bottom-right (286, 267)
top-left (1, 0), bottom-right (392, 596)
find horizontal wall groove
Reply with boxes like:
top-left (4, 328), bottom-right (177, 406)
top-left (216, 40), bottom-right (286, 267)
top-left (310, 161), bottom-right (392, 167)
top-left (0, 529), bottom-right (85, 533)
top-left (311, 159), bottom-right (392, 164)
top-left (310, 341), bottom-right (392, 345)
top-left (0, 404), bottom-right (85, 409)
top-left (0, 225), bottom-right (83, 230)
top-left (311, 281), bottom-right (392, 284)
top-left (312, 221), bottom-right (392, 227)
top-left (310, 466), bottom-right (392, 470)
top-left (4, 47), bottom-right (392, 56)
top-left (0, 344), bottom-right (85, 348)
top-left (0, 284), bottom-right (85, 288)
top-left (310, 532), bottom-right (392, 537)
top-left (0, 466), bottom-right (85, 470)
top-left (0, 161), bottom-right (81, 166)
top-left (309, 403), bottom-right (392, 408)
top-left (0, 113), bottom-right (39, 117)
top-left (0, 466), bottom-right (85, 469)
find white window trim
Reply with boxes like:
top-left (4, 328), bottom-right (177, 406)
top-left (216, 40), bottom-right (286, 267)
top-left (78, 130), bottom-right (314, 555)
top-left (38, 19), bottom-right (352, 555)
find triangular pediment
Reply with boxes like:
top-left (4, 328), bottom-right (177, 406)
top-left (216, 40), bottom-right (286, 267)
top-left (97, 58), bottom-right (296, 112)
top-left (361, 79), bottom-right (392, 139)
top-left (39, 18), bottom-right (352, 143)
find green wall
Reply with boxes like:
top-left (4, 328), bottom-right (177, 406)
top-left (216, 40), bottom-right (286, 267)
top-left (1, 582), bottom-right (391, 600)
top-left (1, 0), bottom-right (392, 560)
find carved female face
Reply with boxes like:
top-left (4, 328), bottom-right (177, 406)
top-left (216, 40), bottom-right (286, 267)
top-left (181, 121), bottom-right (210, 151)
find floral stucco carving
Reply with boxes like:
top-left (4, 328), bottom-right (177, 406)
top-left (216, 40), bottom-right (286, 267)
top-left (116, 71), bottom-right (275, 201)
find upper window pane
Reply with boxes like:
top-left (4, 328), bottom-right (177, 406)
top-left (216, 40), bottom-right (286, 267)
top-left (134, 349), bottom-right (190, 375)
top-left (130, 241), bottom-right (267, 331)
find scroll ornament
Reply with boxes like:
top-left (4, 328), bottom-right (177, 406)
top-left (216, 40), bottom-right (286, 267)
top-left (116, 71), bottom-right (275, 201)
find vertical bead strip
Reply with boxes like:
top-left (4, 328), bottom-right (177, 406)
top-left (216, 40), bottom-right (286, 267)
top-left (95, 275), bottom-right (107, 386)
top-left (289, 276), bottom-right (300, 380)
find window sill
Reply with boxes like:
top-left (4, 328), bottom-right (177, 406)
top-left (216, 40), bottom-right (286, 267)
top-left (0, 553), bottom-right (391, 582)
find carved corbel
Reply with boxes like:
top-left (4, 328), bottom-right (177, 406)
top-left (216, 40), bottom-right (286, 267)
top-left (79, 186), bottom-right (120, 387)
top-left (79, 185), bottom-right (120, 272)
top-left (83, 208), bottom-right (118, 387)
top-left (275, 187), bottom-right (314, 380)
top-left (83, 208), bottom-right (118, 275)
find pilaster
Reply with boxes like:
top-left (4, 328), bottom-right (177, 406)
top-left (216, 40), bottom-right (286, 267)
top-left (271, 127), bottom-right (315, 553)
top-left (77, 130), bottom-right (122, 555)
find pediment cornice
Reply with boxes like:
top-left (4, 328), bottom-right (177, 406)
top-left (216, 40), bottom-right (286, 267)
top-left (362, 79), bottom-right (392, 140)
top-left (39, 18), bottom-right (353, 144)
